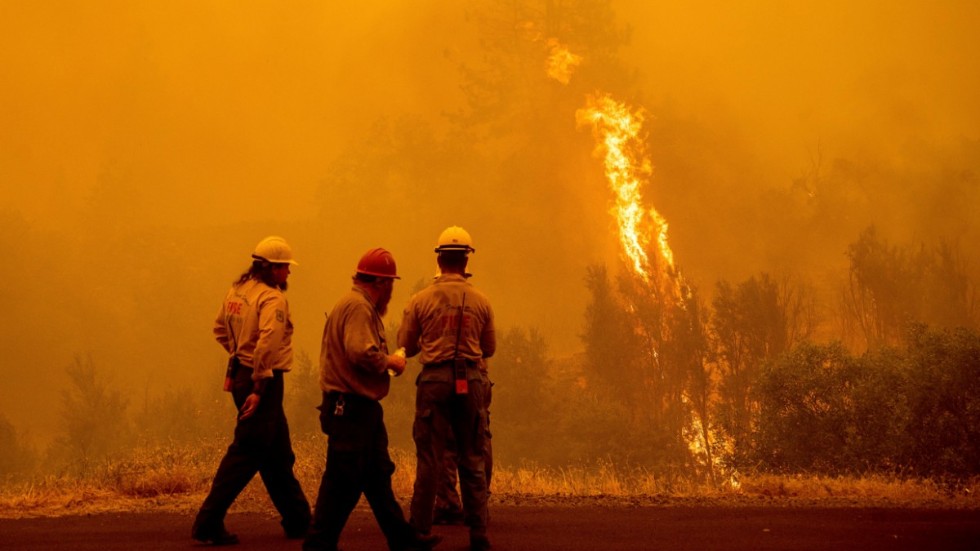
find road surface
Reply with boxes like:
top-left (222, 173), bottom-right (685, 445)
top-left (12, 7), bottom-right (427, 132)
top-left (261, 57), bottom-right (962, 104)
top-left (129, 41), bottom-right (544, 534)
top-left (0, 505), bottom-right (978, 550)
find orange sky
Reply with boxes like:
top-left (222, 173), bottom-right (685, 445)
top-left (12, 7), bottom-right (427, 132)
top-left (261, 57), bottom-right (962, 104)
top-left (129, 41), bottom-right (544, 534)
top-left (2, 1), bottom-right (978, 441)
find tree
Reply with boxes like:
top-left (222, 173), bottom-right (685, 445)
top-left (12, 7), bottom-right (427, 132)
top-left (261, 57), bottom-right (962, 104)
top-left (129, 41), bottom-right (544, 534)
top-left (919, 240), bottom-right (978, 330)
top-left (0, 413), bottom-right (36, 477)
top-left (754, 342), bottom-right (910, 474)
top-left (666, 286), bottom-right (720, 484)
top-left (136, 386), bottom-right (214, 445)
top-left (283, 351), bottom-right (322, 440)
top-left (711, 273), bottom-right (813, 470)
top-left (842, 226), bottom-right (919, 349)
top-left (842, 227), bottom-right (979, 350)
top-left (51, 356), bottom-right (131, 474)
top-left (490, 326), bottom-right (555, 464)
top-left (580, 264), bottom-right (643, 400)
top-left (903, 324), bottom-right (980, 477)
top-left (754, 342), bottom-right (857, 473)
top-left (580, 262), bottom-right (709, 472)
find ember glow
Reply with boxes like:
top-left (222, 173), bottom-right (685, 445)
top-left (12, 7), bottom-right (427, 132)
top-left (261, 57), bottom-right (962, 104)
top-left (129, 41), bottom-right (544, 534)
top-left (545, 38), bottom-right (582, 85)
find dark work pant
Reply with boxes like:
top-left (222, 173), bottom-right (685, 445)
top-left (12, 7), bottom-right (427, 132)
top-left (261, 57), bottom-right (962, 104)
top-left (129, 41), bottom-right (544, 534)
top-left (194, 369), bottom-right (311, 536)
top-left (304, 392), bottom-right (414, 551)
top-left (436, 378), bottom-right (492, 517)
top-left (411, 379), bottom-right (488, 537)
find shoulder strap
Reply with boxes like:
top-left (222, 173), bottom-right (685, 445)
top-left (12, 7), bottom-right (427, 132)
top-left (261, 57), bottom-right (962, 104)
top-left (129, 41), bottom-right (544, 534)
top-left (452, 293), bottom-right (467, 361)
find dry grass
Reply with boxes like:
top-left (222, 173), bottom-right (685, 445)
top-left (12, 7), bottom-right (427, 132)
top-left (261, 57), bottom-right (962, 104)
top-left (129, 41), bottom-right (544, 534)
top-left (1, 435), bottom-right (977, 519)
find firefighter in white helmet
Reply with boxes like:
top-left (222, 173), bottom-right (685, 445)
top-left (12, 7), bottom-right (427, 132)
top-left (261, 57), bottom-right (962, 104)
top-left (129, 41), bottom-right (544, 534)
top-left (193, 236), bottom-right (311, 545)
top-left (399, 226), bottom-right (496, 551)
top-left (430, 230), bottom-right (490, 526)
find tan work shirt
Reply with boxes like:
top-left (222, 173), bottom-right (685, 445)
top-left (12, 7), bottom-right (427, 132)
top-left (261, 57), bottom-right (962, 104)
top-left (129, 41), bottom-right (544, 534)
top-left (319, 286), bottom-right (392, 401)
top-left (398, 273), bottom-right (496, 366)
top-left (214, 278), bottom-right (293, 381)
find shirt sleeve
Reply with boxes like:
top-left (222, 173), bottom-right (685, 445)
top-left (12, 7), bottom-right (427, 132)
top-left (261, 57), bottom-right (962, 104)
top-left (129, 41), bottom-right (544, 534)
top-left (344, 302), bottom-right (389, 374)
top-left (213, 299), bottom-right (232, 354)
top-left (397, 301), bottom-right (421, 358)
top-left (480, 302), bottom-right (496, 359)
top-left (252, 291), bottom-right (288, 380)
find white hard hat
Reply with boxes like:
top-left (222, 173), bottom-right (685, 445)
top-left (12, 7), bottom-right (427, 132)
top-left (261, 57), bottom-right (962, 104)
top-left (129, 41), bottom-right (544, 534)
top-left (252, 236), bottom-right (298, 265)
top-left (435, 226), bottom-right (475, 254)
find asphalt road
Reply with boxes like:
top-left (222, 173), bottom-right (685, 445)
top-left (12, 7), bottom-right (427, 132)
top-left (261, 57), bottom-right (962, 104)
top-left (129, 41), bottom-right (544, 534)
top-left (1, 505), bottom-right (978, 551)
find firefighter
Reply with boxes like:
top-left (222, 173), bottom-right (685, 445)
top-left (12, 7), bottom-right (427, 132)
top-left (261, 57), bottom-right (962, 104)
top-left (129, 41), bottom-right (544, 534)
top-left (399, 226), bottom-right (496, 551)
top-left (304, 248), bottom-right (441, 551)
top-left (192, 236), bottom-right (311, 545)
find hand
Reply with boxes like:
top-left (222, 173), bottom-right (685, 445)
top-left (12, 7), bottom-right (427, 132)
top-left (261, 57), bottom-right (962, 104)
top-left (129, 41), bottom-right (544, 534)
top-left (386, 353), bottom-right (407, 376)
top-left (239, 393), bottom-right (261, 420)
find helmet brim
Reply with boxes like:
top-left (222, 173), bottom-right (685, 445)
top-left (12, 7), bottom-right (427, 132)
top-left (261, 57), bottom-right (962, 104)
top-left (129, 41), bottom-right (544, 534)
top-left (355, 271), bottom-right (400, 279)
top-left (252, 254), bottom-right (299, 266)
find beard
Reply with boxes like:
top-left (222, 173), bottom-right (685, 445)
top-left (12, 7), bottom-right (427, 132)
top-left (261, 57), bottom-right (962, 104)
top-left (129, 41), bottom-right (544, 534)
top-left (376, 286), bottom-right (392, 317)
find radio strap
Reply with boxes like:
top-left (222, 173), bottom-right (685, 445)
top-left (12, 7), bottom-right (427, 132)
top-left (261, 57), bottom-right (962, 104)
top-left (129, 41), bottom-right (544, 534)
top-left (452, 293), bottom-right (468, 394)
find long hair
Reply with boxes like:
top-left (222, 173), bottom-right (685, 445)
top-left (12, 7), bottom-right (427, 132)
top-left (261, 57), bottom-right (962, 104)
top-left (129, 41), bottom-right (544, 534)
top-left (235, 260), bottom-right (285, 290)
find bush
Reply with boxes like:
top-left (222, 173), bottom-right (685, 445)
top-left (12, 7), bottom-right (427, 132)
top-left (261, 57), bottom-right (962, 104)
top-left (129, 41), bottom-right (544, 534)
top-left (753, 342), bottom-right (910, 474)
top-left (903, 325), bottom-right (980, 477)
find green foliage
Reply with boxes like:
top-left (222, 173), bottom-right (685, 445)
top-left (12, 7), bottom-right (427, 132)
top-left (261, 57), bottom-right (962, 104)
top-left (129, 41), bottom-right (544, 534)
top-left (756, 343), bottom-right (866, 473)
top-left (490, 326), bottom-right (561, 464)
top-left (752, 332), bottom-right (980, 478)
top-left (903, 324), bottom-right (980, 477)
top-left (712, 274), bottom-right (790, 468)
top-left (844, 347), bottom-right (911, 470)
top-left (581, 265), bottom-right (643, 398)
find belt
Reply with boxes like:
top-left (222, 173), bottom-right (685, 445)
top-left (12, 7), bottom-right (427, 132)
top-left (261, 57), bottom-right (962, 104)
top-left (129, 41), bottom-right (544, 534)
top-left (423, 359), bottom-right (477, 369)
top-left (324, 390), bottom-right (373, 402)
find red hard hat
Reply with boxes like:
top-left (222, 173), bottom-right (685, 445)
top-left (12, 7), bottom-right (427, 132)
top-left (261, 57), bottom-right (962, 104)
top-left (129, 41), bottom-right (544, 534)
top-left (355, 247), bottom-right (400, 279)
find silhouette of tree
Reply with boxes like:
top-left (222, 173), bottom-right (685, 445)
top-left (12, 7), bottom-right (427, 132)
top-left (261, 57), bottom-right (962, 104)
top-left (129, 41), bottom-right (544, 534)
top-left (53, 356), bottom-right (131, 474)
top-left (712, 273), bottom-right (814, 470)
top-left (0, 413), bottom-right (36, 477)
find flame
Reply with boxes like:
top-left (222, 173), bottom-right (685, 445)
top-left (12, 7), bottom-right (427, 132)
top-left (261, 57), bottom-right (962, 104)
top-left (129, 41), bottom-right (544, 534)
top-left (546, 38), bottom-right (582, 85)
top-left (576, 93), bottom-right (676, 283)
top-left (549, 37), bottom-right (718, 482)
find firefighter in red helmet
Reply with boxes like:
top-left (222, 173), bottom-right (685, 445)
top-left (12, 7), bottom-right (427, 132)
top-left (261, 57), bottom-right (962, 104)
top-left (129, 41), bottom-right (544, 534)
top-left (399, 226), bottom-right (496, 551)
top-left (304, 248), bottom-right (441, 551)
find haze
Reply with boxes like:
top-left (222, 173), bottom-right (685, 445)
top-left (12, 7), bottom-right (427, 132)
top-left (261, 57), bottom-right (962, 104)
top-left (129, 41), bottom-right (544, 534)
top-left (2, 1), bottom-right (978, 445)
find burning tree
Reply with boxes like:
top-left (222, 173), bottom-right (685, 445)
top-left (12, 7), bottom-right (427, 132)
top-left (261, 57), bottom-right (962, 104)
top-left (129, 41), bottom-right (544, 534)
top-left (576, 89), bottom-right (725, 482)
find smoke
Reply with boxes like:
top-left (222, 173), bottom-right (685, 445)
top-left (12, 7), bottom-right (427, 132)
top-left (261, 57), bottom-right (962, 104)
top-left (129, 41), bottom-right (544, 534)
top-left (1, 1), bottom-right (979, 453)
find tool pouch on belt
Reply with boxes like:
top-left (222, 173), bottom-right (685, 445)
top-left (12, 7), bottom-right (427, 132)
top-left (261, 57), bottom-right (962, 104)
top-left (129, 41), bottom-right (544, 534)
top-left (223, 356), bottom-right (240, 392)
top-left (453, 358), bottom-right (469, 395)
